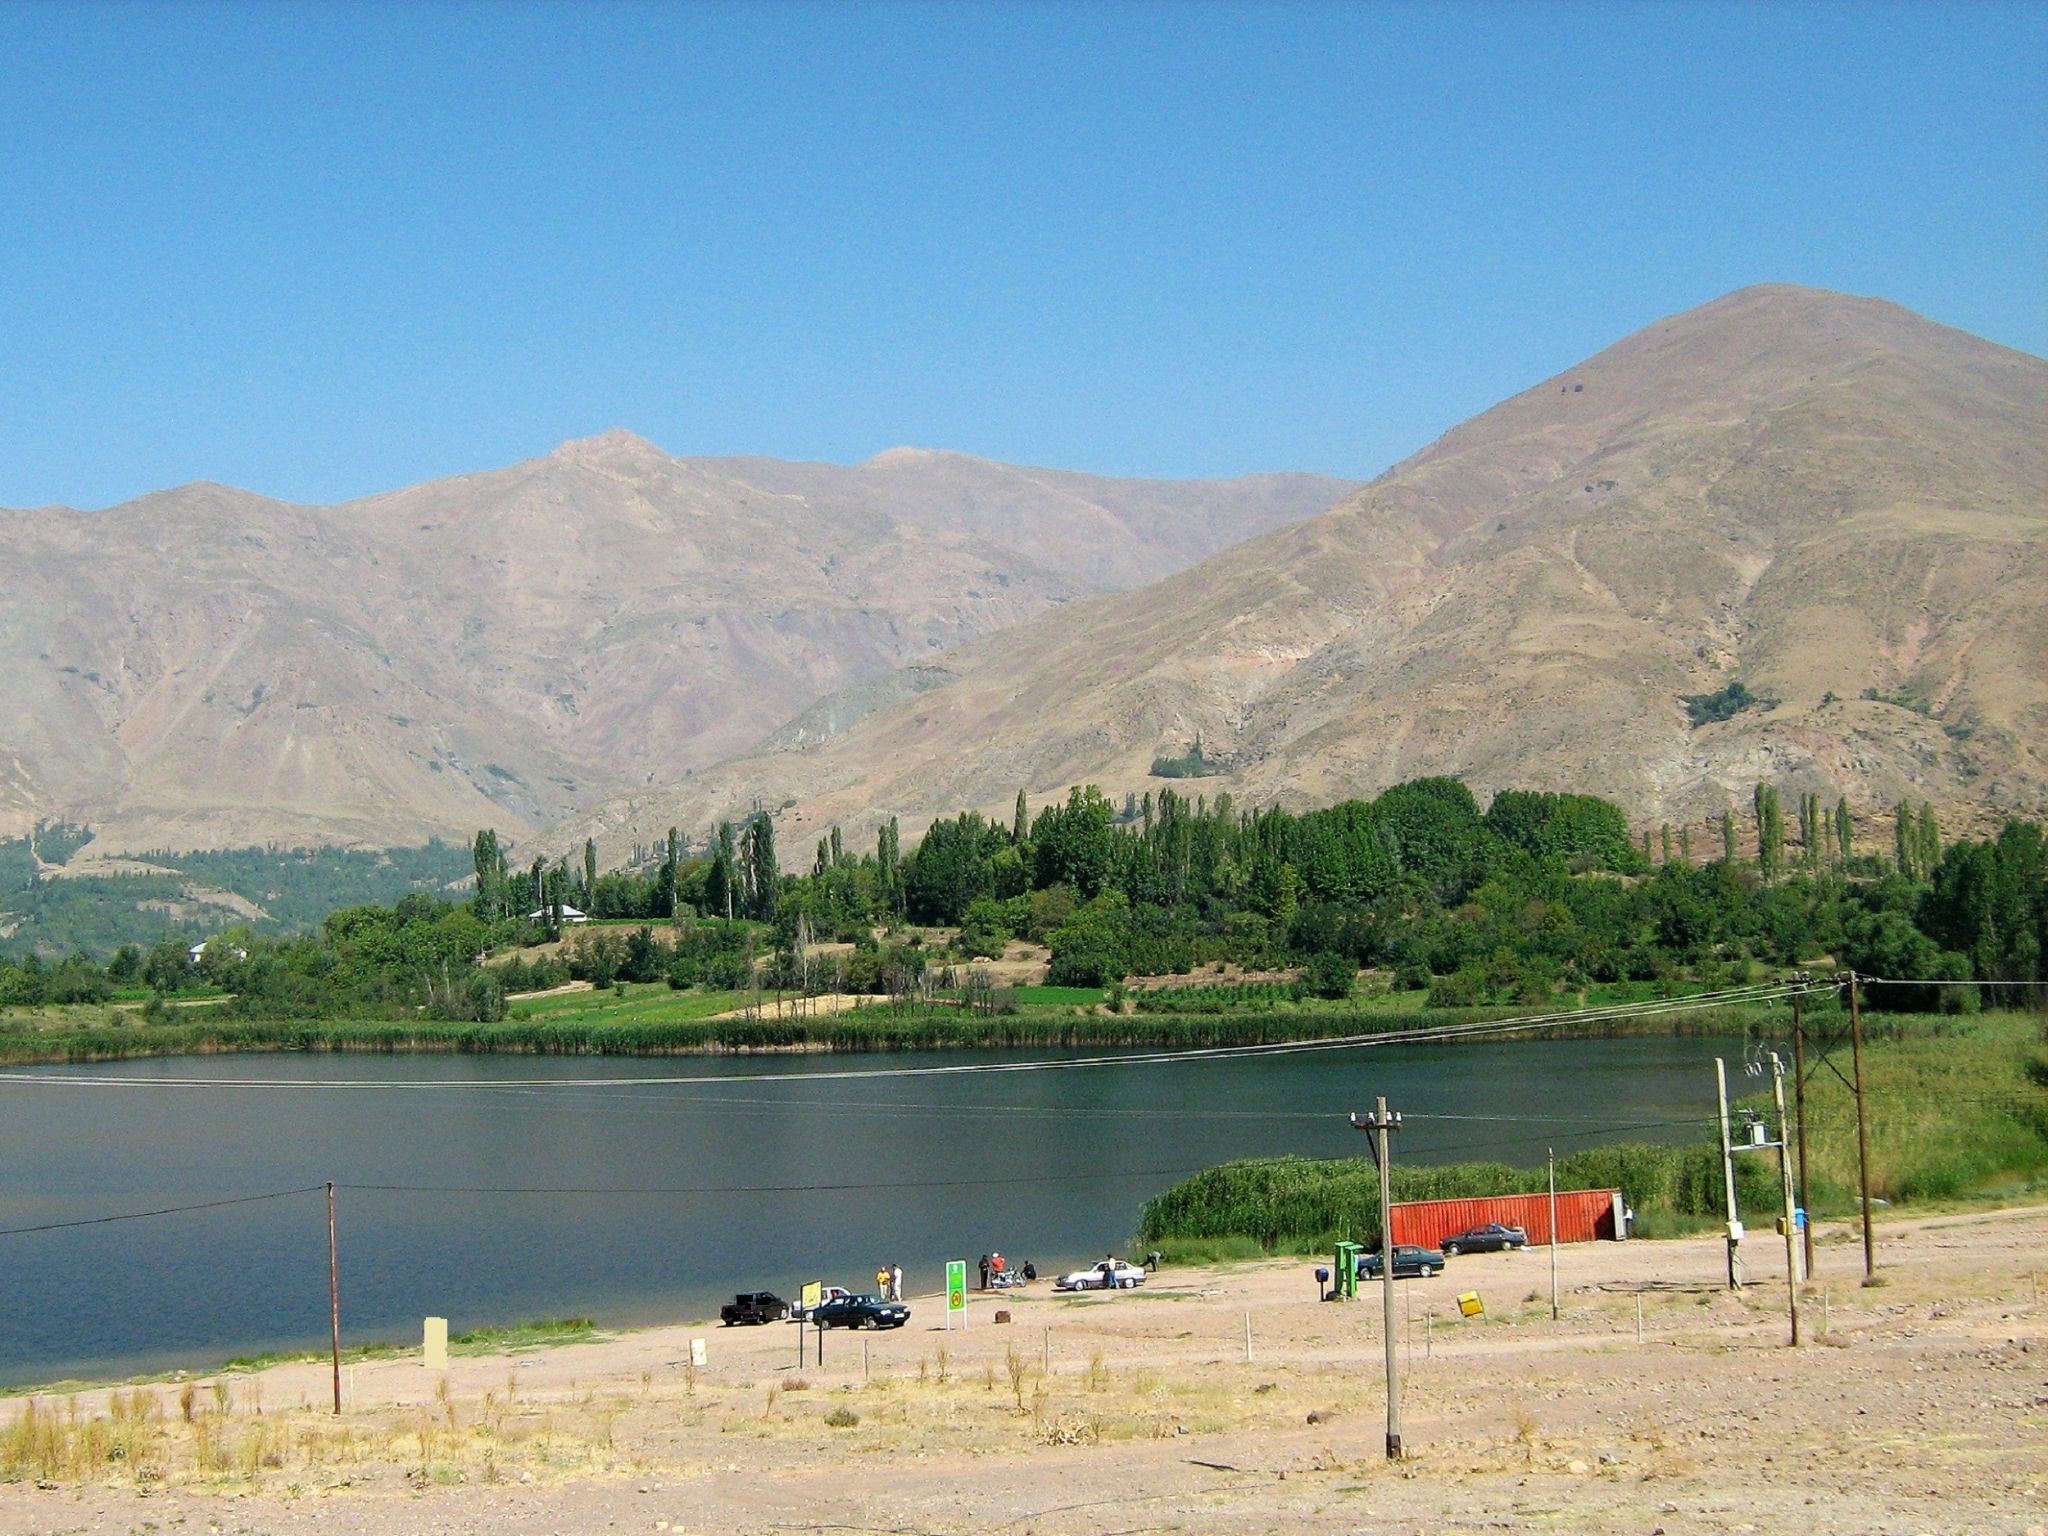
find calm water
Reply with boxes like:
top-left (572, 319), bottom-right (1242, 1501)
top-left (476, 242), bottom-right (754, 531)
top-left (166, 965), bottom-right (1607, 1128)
top-left (0, 1036), bottom-right (1740, 1384)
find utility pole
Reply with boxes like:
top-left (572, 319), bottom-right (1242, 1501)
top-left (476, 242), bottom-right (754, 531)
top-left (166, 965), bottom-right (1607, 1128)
top-left (326, 1181), bottom-right (342, 1415)
top-left (1547, 1147), bottom-right (1560, 1321)
top-left (1770, 1052), bottom-right (1803, 1345)
top-left (1715, 1057), bottom-right (1742, 1289)
top-left (1351, 1098), bottom-right (1403, 1459)
top-left (1848, 973), bottom-right (1876, 1280)
top-left (1792, 987), bottom-right (1815, 1276)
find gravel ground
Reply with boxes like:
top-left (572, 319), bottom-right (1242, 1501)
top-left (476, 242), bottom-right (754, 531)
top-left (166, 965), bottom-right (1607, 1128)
top-left (3, 1205), bottom-right (2043, 1535)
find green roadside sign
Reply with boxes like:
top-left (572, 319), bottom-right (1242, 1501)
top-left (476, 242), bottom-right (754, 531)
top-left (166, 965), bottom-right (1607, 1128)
top-left (946, 1259), bottom-right (967, 1326)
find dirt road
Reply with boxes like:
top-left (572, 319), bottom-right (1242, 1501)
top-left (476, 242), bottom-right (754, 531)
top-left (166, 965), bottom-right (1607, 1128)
top-left (4, 1207), bottom-right (2043, 1534)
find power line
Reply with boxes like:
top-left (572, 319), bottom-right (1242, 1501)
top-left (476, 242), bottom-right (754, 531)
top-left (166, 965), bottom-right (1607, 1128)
top-left (334, 1167), bottom-right (1214, 1198)
top-left (0, 1184), bottom-right (323, 1238)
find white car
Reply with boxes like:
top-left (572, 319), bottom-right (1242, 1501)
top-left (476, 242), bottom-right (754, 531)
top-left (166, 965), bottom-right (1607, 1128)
top-left (790, 1286), bottom-right (853, 1320)
top-left (1054, 1259), bottom-right (1147, 1292)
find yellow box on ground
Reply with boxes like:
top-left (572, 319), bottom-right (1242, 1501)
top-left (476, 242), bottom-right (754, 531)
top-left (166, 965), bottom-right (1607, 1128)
top-left (1457, 1291), bottom-right (1484, 1318)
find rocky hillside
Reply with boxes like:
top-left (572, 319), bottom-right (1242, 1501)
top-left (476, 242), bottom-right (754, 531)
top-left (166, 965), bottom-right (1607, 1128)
top-left (560, 286), bottom-right (2047, 862)
top-left (0, 436), bottom-right (1353, 853)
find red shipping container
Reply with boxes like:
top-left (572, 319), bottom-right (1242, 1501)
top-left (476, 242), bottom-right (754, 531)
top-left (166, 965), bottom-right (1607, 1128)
top-left (1390, 1189), bottom-right (1621, 1248)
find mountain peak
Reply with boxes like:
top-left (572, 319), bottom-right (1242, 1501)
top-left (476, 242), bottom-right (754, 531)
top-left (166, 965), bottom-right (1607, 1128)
top-left (864, 446), bottom-right (950, 468)
top-left (549, 429), bottom-right (669, 467)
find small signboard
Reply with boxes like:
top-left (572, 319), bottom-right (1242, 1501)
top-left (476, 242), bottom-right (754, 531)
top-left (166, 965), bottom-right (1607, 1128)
top-left (946, 1259), bottom-right (967, 1328)
top-left (800, 1280), bottom-right (823, 1313)
top-left (423, 1315), bottom-right (449, 1370)
top-left (689, 1337), bottom-right (707, 1368)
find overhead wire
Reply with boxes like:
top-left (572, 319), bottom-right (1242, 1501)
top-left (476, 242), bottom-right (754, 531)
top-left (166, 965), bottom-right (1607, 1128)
top-left (0, 1184), bottom-right (324, 1238)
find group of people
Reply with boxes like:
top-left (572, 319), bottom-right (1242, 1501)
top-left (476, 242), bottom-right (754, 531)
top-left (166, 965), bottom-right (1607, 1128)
top-left (977, 1252), bottom-right (1036, 1289)
top-left (872, 1263), bottom-right (904, 1302)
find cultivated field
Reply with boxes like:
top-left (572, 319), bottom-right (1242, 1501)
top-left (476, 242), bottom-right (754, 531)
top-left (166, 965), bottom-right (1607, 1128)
top-left (4, 1206), bottom-right (2043, 1534)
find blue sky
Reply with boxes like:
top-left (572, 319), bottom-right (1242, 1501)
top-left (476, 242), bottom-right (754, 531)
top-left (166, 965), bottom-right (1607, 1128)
top-left (2, 0), bottom-right (2042, 509)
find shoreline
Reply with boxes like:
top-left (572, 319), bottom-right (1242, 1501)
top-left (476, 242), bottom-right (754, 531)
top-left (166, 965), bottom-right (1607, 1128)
top-left (3, 1206), bottom-right (2042, 1535)
top-left (0, 1001), bottom-right (1783, 1067)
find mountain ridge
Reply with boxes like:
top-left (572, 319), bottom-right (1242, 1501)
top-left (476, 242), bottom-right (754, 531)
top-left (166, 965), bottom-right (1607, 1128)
top-left (1, 441), bottom-right (1356, 855)
top-left (550, 284), bottom-right (2048, 865)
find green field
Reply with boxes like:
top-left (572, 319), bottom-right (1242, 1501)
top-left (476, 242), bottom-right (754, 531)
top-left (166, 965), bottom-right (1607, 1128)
top-left (507, 982), bottom-right (751, 1023)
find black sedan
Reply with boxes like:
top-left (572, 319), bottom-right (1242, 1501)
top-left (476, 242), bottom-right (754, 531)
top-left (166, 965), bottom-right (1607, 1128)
top-left (1356, 1244), bottom-right (1447, 1279)
top-left (810, 1293), bottom-right (911, 1330)
top-left (1441, 1223), bottom-right (1528, 1255)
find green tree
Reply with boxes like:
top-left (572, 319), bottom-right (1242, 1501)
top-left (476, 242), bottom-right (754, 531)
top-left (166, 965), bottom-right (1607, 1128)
top-left (583, 839), bottom-right (598, 910)
top-left (1917, 803), bottom-right (1941, 878)
top-left (1721, 811), bottom-right (1737, 864)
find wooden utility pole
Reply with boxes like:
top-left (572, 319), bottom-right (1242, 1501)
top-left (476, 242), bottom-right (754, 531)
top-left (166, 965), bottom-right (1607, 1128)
top-left (1848, 973), bottom-right (1876, 1280)
top-left (326, 1181), bottom-right (342, 1415)
top-left (1792, 989), bottom-right (1815, 1276)
top-left (1351, 1099), bottom-right (1403, 1459)
top-left (1770, 1052), bottom-right (1803, 1345)
top-left (1547, 1147), bottom-right (1560, 1321)
top-left (1715, 1057), bottom-right (1742, 1289)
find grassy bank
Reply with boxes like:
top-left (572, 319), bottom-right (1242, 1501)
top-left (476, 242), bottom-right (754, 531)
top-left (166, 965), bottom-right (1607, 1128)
top-left (1136, 1011), bottom-right (2048, 1256)
top-left (0, 999), bottom-right (1804, 1066)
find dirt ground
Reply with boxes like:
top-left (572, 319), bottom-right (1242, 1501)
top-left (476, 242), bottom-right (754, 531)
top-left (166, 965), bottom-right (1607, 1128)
top-left (3, 1207), bottom-right (2044, 1535)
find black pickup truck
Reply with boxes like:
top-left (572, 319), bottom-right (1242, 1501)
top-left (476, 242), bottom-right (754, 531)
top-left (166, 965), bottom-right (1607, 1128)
top-left (720, 1291), bottom-right (791, 1326)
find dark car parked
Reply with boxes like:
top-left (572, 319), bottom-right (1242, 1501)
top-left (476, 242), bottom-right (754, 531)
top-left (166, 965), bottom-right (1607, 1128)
top-left (1441, 1223), bottom-right (1528, 1255)
top-left (1356, 1244), bottom-right (1447, 1279)
top-left (720, 1291), bottom-right (791, 1326)
top-left (810, 1293), bottom-right (911, 1330)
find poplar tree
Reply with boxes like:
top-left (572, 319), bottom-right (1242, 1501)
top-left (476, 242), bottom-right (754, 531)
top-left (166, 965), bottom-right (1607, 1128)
top-left (1679, 826), bottom-right (1692, 863)
top-left (747, 811), bottom-right (778, 921)
top-left (1660, 824), bottom-right (1672, 863)
top-left (1721, 811), bottom-right (1737, 864)
top-left (1834, 799), bottom-right (1852, 863)
top-left (1895, 802), bottom-right (1915, 878)
top-left (583, 838), bottom-right (597, 910)
top-left (1917, 803), bottom-right (1941, 878)
top-left (471, 829), bottom-right (501, 918)
top-left (1013, 790), bottom-right (1029, 844)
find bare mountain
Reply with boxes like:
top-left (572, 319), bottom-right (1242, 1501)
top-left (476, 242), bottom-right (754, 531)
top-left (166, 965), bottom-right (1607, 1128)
top-left (562, 286), bottom-right (2048, 862)
top-left (0, 437), bottom-right (1354, 853)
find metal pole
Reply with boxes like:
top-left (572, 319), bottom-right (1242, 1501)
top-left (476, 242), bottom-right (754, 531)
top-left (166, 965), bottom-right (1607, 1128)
top-left (1374, 1097), bottom-right (1402, 1459)
top-left (1792, 990), bottom-right (1815, 1276)
top-left (1848, 973), bottom-right (1876, 1280)
top-left (1771, 1052), bottom-right (1802, 1346)
top-left (1547, 1147), bottom-right (1560, 1321)
top-left (1716, 1057), bottom-right (1741, 1289)
top-left (326, 1181), bottom-right (342, 1415)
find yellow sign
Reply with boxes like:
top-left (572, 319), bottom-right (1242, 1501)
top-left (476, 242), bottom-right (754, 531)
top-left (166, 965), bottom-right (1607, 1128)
top-left (423, 1315), bottom-right (449, 1369)
top-left (800, 1280), bottom-right (822, 1312)
top-left (1457, 1291), bottom-right (1484, 1319)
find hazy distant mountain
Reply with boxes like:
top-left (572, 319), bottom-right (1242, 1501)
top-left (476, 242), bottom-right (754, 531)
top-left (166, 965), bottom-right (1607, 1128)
top-left (561, 286), bottom-right (2047, 862)
top-left (0, 435), bottom-right (1355, 853)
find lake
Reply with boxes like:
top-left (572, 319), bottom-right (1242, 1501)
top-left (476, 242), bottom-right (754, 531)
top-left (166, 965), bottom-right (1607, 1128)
top-left (0, 1034), bottom-right (1751, 1385)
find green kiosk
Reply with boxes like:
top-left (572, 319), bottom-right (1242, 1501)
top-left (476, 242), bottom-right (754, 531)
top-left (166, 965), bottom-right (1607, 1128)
top-left (1332, 1240), bottom-right (1364, 1299)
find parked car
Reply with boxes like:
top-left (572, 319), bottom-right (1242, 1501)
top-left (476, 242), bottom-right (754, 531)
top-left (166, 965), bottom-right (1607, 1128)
top-left (1053, 1259), bottom-right (1147, 1292)
top-left (1441, 1223), bottom-right (1528, 1255)
top-left (790, 1285), bottom-right (853, 1321)
top-left (1356, 1244), bottom-right (1447, 1279)
top-left (810, 1293), bottom-right (910, 1330)
top-left (720, 1291), bottom-right (791, 1326)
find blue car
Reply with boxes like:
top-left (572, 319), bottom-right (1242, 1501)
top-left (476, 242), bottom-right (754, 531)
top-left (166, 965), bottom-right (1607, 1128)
top-left (1356, 1244), bottom-right (1447, 1279)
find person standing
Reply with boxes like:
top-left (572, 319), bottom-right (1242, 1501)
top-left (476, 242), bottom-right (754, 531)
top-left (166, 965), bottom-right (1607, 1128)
top-left (890, 1263), bottom-right (903, 1302)
top-left (978, 1253), bottom-right (991, 1290)
top-left (876, 1264), bottom-right (889, 1297)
